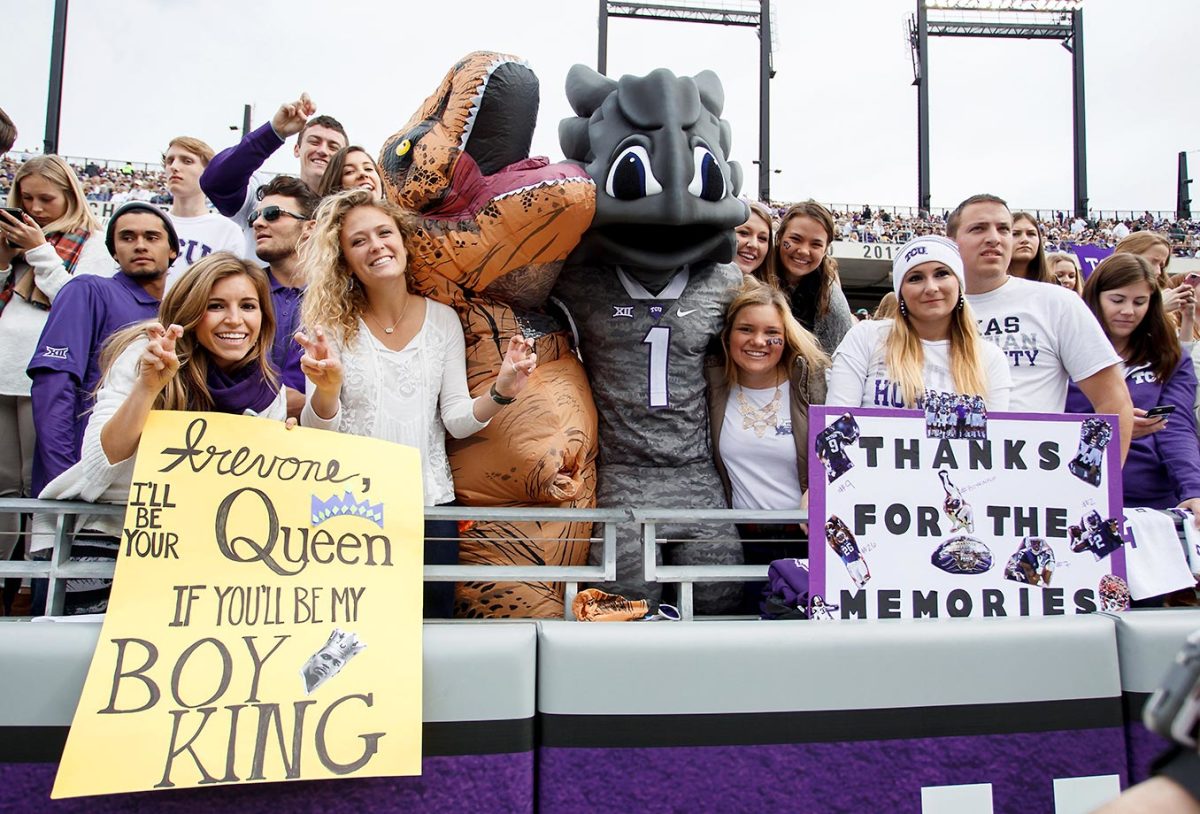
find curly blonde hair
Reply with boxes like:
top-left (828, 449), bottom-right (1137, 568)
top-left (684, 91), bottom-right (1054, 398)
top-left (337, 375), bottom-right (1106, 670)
top-left (299, 189), bottom-right (420, 343)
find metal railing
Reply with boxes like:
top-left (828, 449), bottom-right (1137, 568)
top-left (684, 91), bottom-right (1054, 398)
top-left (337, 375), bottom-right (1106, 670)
top-left (0, 499), bottom-right (622, 621)
top-left (636, 508), bottom-right (807, 619)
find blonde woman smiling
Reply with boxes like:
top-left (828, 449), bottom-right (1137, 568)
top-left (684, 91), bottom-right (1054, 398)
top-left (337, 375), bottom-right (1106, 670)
top-left (827, 235), bottom-right (1011, 410)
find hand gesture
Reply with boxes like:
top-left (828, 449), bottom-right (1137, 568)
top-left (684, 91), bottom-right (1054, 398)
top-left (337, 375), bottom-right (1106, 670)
top-left (1178, 498), bottom-right (1200, 529)
top-left (270, 93), bottom-right (317, 139)
top-left (138, 323), bottom-right (183, 394)
top-left (493, 335), bottom-right (538, 401)
top-left (1130, 407), bottom-right (1168, 440)
top-left (0, 208), bottom-right (46, 266)
top-left (1163, 283), bottom-right (1196, 314)
top-left (295, 328), bottom-right (343, 395)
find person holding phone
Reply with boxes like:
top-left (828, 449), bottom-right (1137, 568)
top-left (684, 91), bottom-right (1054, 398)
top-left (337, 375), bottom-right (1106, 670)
top-left (1065, 253), bottom-right (1200, 522)
top-left (0, 156), bottom-right (111, 576)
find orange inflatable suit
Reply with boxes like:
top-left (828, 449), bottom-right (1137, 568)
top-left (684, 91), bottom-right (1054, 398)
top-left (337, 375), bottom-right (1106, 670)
top-left (378, 52), bottom-right (598, 617)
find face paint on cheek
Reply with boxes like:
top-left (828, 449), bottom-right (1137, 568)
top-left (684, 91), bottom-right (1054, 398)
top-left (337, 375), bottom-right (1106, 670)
top-left (766, 338), bottom-right (784, 346)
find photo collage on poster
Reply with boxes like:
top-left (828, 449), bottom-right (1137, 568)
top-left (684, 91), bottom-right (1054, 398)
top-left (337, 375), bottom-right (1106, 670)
top-left (809, 401), bottom-right (1129, 620)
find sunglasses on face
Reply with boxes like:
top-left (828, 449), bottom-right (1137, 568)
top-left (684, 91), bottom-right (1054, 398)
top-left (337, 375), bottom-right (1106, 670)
top-left (248, 205), bottom-right (309, 225)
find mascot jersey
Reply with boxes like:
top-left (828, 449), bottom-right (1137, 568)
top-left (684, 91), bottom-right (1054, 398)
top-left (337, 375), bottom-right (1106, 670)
top-left (556, 262), bottom-right (740, 467)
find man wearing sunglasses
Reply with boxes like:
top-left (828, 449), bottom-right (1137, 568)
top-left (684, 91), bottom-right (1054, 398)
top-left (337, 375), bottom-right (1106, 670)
top-left (252, 176), bottom-right (320, 418)
top-left (201, 92), bottom-right (346, 258)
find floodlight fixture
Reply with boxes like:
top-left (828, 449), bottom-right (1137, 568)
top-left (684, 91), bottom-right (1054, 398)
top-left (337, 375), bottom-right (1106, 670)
top-left (924, 0), bottom-right (1083, 11)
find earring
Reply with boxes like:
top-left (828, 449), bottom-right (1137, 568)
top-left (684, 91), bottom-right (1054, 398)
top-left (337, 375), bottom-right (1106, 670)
top-left (898, 297), bottom-right (908, 317)
top-left (957, 293), bottom-right (965, 311)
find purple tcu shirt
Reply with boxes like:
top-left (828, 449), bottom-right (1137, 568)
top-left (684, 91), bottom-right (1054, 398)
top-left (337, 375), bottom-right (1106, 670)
top-left (28, 272), bottom-right (160, 492)
top-left (1067, 354), bottom-right (1200, 509)
top-left (267, 268), bottom-right (305, 392)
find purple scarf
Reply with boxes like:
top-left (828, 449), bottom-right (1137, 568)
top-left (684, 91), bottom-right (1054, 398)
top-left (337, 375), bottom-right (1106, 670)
top-left (204, 362), bottom-right (278, 415)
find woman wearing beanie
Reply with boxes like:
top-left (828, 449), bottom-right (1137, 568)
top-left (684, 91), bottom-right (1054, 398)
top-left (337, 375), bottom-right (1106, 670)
top-left (826, 234), bottom-right (1012, 410)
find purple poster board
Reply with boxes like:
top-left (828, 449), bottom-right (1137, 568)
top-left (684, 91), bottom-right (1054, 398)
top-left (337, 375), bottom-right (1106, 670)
top-left (1067, 243), bottom-right (1114, 279)
top-left (808, 406), bottom-right (1127, 620)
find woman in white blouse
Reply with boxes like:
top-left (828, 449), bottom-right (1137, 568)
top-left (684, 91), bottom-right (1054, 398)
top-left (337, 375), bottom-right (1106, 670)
top-left (826, 234), bottom-right (1012, 411)
top-left (296, 189), bottom-right (536, 617)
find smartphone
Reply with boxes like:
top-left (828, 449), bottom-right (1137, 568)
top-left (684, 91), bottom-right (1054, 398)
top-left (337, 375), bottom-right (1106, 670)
top-left (1185, 273), bottom-right (1200, 288)
top-left (1145, 405), bottom-right (1177, 419)
top-left (1144, 629), bottom-right (1200, 747)
top-left (0, 207), bottom-right (24, 221)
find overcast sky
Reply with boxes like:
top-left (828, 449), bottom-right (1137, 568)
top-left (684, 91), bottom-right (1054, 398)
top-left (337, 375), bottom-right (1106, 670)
top-left (7, 0), bottom-right (1197, 213)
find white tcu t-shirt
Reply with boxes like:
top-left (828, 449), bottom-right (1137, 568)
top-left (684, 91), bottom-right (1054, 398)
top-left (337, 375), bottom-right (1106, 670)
top-left (166, 211), bottom-right (248, 286)
top-left (826, 319), bottom-right (1012, 410)
top-left (966, 276), bottom-right (1120, 412)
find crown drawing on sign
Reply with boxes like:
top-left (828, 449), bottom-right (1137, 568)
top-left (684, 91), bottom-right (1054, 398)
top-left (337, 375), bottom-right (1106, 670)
top-left (310, 491), bottom-right (385, 528)
top-left (323, 628), bottom-right (366, 660)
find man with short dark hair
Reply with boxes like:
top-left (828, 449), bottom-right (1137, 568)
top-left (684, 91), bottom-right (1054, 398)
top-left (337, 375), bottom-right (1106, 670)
top-left (251, 175), bottom-right (319, 417)
top-left (0, 107), bottom-right (15, 154)
top-left (28, 202), bottom-right (178, 492)
top-left (948, 193), bottom-right (1133, 461)
top-left (201, 93), bottom-right (346, 256)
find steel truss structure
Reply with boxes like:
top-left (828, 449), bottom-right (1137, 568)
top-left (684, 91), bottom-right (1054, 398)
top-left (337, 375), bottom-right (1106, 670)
top-left (908, 0), bottom-right (1088, 215)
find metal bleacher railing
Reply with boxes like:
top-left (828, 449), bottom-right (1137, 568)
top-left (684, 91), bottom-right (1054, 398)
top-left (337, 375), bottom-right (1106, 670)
top-left (635, 507), bottom-right (807, 619)
top-left (0, 498), bottom-right (628, 621)
top-left (4, 498), bottom-right (1197, 621)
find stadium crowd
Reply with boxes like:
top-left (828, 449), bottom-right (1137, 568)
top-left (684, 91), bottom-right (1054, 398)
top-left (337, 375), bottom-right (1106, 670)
top-left (1, 94), bottom-right (1199, 629)
top-left (6, 153), bottom-right (1200, 255)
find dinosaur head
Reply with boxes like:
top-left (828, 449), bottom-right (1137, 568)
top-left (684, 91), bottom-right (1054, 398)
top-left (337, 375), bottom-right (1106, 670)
top-left (560, 65), bottom-right (748, 272)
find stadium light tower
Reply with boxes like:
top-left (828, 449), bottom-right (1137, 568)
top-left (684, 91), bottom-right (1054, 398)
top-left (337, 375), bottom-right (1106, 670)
top-left (908, 0), bottom-right (1088, 217)
top-left (1180, 151), bottom-right (1194, 221)
top-left (597, 1), bottom-right (778, 203)
top-left (43, 0), bottom-right (70, 155)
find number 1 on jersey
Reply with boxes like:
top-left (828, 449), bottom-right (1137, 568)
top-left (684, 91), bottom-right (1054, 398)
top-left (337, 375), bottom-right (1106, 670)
top-left (643, 325), bottom-right (670, 408)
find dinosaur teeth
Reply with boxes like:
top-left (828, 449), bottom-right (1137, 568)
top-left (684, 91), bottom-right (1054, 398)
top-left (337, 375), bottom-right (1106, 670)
top-left (492, 176), bottom-right (595, 202)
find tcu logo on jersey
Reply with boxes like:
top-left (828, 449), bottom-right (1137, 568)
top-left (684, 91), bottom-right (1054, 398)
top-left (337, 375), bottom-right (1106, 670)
top-left (903, 245), bottom-right (928, 263)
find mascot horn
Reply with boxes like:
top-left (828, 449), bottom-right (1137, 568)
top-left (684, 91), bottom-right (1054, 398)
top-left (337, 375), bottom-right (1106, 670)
top-left (379, 52), bottom-right (598, 618)
top-left (553, 65), bottom-right (750, 613)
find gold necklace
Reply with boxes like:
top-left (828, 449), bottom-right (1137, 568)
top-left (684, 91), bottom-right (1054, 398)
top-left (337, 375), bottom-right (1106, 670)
top-left (736, 376), bottom-right (783, 438)
top-left (366, 294), bottom-right (410, 335)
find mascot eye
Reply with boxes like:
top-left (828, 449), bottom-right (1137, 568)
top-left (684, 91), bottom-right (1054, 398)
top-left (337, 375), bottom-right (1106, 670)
top-left (395, 139), bottom-right (412, 157)
top-left (688, 146), bottom-right (725, 202)
top-left (605, 145), bottom-right (662, 200)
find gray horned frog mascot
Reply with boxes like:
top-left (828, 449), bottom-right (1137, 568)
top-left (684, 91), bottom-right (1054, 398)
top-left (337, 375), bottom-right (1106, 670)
top-left (553, 65), bottom-right (749, 613)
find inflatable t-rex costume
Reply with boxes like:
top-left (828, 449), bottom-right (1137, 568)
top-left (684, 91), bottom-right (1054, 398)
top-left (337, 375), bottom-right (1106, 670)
top-left (553, 65), bottom-right (749, 612)
top-left (378, 52), bottom-right (598, 618)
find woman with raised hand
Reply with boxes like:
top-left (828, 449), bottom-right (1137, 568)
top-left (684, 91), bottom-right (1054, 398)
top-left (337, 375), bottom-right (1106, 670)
top-left (733, 200), bottom-right (774, 282)
top-left (34, 253), bottom-right (286, 614)
top-left (296, 189), bottom-right (536, 618)
top-left (706, 276), bottom-right (829, 612)
top-left (1116, 231), bottom-right (1195, 316)
top-left (1007, 212), bottom-right (1054, 283)
top-left (827, 234), bottom-right (1011, 410)
top-left (770, 200), bottom-right (854, 355)
top-left (1066, 253), bottom-right (1200, 522)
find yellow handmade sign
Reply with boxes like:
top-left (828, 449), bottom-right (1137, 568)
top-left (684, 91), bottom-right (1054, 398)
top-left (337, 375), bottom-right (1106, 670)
top-left (52, 411), bottom-right (424, 798)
